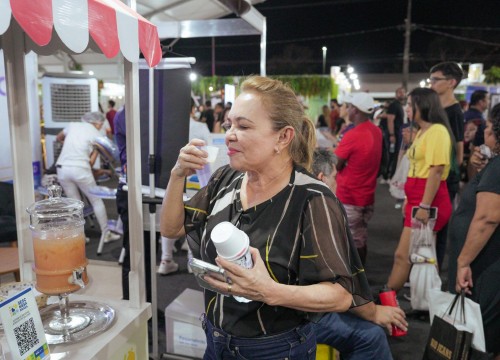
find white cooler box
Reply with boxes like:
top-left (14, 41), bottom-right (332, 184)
top-left (165, 288), bottom-right (206, 358)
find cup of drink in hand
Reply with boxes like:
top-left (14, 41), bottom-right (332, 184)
top-left (379, 286), bottom-right (407, 336)
top-left (202, 145), bottom-right (219, 163)
top-left (479, 144), bottom-right (492, 159)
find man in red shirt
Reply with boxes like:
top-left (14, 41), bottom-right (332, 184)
top-left (335, 92), bottom-right (382, 264)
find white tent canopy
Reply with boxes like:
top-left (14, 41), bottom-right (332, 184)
top-left (138, 0), bottom-right (263, 21)
top-left (0, 0), bottom-right (162, 66)
top-left (36, 0), bottom-right (267, 79)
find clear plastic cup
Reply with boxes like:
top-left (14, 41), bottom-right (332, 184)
top-left (204, 145), bottom-right (219, 163)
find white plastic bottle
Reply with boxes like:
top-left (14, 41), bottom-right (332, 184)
top-left (211, 222), bottom-right (253, 302)
top-left (410, 253), bottom-right (436, 264)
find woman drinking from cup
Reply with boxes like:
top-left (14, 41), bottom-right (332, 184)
top-left (161, 76), bottom-right (371, 359)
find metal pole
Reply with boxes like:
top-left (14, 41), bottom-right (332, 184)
top-left (260, 18), bottom-right (267, 76)
top-left (148, 68), bottom-right (159, 360)
top-left (3, 21), bottom-right (36, 281)
top-left (322, 46), bottom-right (327, 74)
top-left (402, 0), bottom-right (412, 89)
top-left (260, 17), bottom-right (267, 76)
top-left (211, 37), bottom-right (216, 76)
top-left (123, 59), bottom-right (146, 307)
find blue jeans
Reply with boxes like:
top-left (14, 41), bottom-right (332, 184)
top-left (202, 315), bottom-right (316, 360)
top-left (313, 312), bottom-right (393, 360)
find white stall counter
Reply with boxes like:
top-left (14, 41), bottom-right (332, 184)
top-left (51, 295), bottom-right (151, 360)
top-left (1, 295), bottom-right (151, 360)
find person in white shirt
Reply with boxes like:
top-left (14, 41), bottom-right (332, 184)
top-left (92, 117), bottom-right (113, 172)
top-left (56, 112), bottom-right (119, 246)
top-left (189, 106), bottom-right (211, 144)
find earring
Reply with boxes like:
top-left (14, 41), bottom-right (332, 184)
top-left (275, 148), bottom-right (280, 155)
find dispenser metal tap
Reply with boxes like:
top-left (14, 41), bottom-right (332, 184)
top-left (71, 267), bottom-right (86, 288)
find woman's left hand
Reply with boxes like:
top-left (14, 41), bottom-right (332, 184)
top-left (414, 207), bottom-right (430, 224)
top-left (203, 247), bottom-right (276, 303)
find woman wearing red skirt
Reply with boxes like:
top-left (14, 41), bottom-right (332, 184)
top-left (387, 88), bottom-right (454, 291)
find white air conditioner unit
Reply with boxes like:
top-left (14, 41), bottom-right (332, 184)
top-left (42, 74), bottom-right (98, 167)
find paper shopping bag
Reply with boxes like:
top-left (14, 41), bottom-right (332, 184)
top-left (428, 289), bottom-right (486, 352)
top-left (422, 315), bottom-right (472, 360)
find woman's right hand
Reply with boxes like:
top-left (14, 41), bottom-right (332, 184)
top-left (470, 146), bottom-right (488, 171)
top-left (413, 207), bottom-right (430, 224)
top-left (172, 139), bottom-right (208, 178)
top-left (456, 264), bottom-right (473, 295)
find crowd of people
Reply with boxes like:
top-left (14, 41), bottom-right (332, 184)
top-left (310, 62), bottom-right (498, 358)
top-left (157, 64), bottom-right (498, 358)
top-left (51, 61), bottom-right (498, 358)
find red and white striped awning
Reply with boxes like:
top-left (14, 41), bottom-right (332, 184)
top-left (0, 0), bottom-right (162, 67)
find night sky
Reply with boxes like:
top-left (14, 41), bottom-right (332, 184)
top-left (164, 0), bottom-right (500, 76)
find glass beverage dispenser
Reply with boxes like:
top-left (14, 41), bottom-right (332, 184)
top-left (27, 185), bottom-right (88, 296)
top-left (26, 185), bottom-right (114, 344)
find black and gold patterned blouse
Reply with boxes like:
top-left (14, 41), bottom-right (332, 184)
top-left (184, 165), bottom-right (371, 337)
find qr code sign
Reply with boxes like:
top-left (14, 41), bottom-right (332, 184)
top-left (14, 317), bottom-right (40, 355)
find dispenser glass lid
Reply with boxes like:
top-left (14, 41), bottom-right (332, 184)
top-left (26, 185), bottom-right (85, 229)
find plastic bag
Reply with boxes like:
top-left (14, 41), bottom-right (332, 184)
top-left (428, 289), bottom-right (486, 352)
top-left (409, 220), bottom-right (436, 257)
top-left (409, 222), bottom-right (442, 311)
top-left (410, 262), bottom-right (442, 311)
top-left (423, 294), bottom-right (473, 360)
top-left (389, 154), bottom-right (409, 200)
